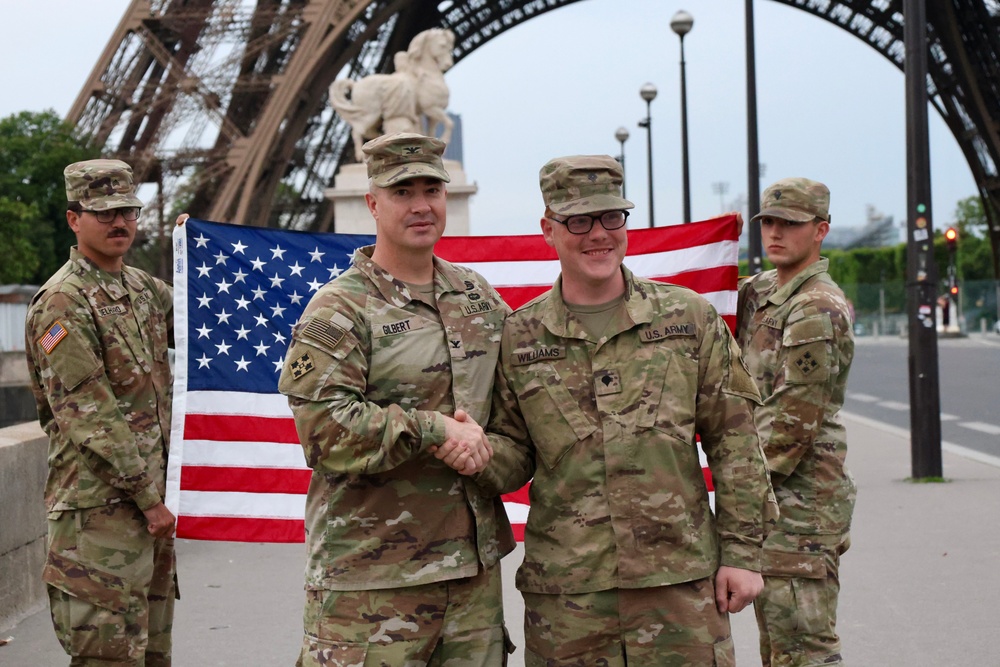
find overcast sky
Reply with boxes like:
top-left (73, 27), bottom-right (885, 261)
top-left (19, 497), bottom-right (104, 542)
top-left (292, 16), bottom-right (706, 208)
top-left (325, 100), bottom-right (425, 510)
top-left (0, 0), bottom-right (978, 237)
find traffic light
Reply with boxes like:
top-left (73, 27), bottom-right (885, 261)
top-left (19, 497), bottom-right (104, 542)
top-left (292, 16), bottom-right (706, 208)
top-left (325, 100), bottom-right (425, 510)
top-left (948, 273), bottom-right (959, 297)
top-left (945, 227), bottom-right (958, 253)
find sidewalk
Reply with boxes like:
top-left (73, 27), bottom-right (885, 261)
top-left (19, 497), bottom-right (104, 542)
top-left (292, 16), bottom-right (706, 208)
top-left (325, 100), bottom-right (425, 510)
top-left (2, 413), bottom-right (997, 665)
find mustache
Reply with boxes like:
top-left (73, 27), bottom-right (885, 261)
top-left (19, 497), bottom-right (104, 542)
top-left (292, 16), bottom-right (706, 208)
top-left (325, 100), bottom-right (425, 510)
top-left (107, 229), bottom-right (130, 238)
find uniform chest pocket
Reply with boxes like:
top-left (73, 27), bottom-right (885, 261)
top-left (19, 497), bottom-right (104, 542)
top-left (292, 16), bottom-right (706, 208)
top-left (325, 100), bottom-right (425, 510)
top-left (97, 313), bottom-right (151, 389)
top-left (636, 344), bottom-right (698, 445)
top-left (512, 364), bottom-right (597, 471)
top-left (369, 311), bottom-right (448, 394)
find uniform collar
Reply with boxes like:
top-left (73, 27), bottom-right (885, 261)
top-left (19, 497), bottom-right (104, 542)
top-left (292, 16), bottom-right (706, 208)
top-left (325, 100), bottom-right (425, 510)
top-left (351, 245), bottom-right (470, 307)
top-left (541, 265), bottom-right (653, 339)
top-left (69, 246), bottom-right (132, 301)
top-left (758, 257), bottom-right (830, 306)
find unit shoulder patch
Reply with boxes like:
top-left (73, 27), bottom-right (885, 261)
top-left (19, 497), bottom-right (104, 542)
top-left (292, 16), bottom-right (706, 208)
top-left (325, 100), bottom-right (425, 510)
top-left (290, 353), bottom-right (315, 379)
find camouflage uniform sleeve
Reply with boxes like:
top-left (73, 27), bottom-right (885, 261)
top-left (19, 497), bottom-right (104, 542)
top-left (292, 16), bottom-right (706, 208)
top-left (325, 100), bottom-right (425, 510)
top-left (278, 306), bottom-right (447, 474)
top-left (758, 296), bottom-right (851, 481)
top-left (477, 354), bottom-right (536, 496)
top-left (693, 308), bottom-right (771, 571)
top-left (28, 291), bottom-right (162, 510)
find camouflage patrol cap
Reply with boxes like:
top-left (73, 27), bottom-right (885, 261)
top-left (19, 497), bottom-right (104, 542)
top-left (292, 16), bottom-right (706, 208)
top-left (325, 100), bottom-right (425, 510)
top-left (64, 159), bottom-right (143, 211)
top-left (539, 155), bottom-right (634, 216)
top-left (363, 132), bottom-right (451, 187)
top-left (752, 177), bottom-right (831, 224)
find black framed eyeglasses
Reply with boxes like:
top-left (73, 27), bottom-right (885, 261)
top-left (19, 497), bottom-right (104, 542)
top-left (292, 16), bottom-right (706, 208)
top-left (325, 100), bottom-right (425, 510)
top-left (549, 210), bottom-right (629, 235)
top-left (84, 208), bottom-right (141, 223)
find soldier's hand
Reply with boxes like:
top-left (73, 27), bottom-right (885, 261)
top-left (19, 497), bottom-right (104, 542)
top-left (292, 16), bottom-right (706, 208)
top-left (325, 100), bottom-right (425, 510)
top-left (175, 213), bottom-right (190, 226)
top-left (714, 565), bottom-right (763, 613)
top-left (142, 502), bottom-right (177, 538)
top-left (438, 410), bottom-right (492, 474)
top-left (724, 211), bottom-right (745, 237)
top-left (432, 438), bottom-right (476, 475)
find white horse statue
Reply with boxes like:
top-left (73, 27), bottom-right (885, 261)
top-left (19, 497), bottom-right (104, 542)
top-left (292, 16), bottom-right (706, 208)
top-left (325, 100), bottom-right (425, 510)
top-left (330, 28), bottom-right (456, 161)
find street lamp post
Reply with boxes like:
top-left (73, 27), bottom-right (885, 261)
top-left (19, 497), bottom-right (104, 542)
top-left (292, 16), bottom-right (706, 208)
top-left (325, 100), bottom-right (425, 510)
top-left (671, 10), bottom-right (694, 224)
top-left (638, 83), bottom-right (657, 227)
top-left (712, 181), bottom-right (729, 214)
top-left (615, 126), bottom-right (630, 199)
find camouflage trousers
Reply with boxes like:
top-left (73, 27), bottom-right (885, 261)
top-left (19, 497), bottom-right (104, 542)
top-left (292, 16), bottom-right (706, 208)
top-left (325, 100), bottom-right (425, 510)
top-left (297, 563), bottom-right (513, 667)
top-left (44, 502), bottom-right (177, 666)
top-left (522, 578), bottom-right (735, 667)
top-left (754, 532), bottom-right (850, 666)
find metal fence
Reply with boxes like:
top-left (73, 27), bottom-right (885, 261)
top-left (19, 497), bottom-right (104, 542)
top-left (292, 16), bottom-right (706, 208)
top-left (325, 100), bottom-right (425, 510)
top-left (847, 279), bottom-right (1000, 337)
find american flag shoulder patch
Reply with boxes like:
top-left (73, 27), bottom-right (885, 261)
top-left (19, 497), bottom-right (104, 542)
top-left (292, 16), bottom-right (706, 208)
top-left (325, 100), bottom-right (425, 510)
top-left (39, 321), bottom-right (69, 354)
top-left (302, 318), bottom-right (346, 351)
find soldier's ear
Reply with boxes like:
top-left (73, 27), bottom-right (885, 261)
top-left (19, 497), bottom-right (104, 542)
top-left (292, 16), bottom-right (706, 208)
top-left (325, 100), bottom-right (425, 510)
top-left (66, 209), bottom-right (82, 234)
top-left (815, 220), bottom-right (830, 242)
top-left (540, 216), bottom-right (556, 248)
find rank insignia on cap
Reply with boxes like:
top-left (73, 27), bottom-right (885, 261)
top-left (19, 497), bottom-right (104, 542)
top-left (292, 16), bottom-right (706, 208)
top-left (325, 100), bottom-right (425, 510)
top-left (290, 353), bottom-right (315, 379)
top-left (39, 321), bottom-right (69, 354)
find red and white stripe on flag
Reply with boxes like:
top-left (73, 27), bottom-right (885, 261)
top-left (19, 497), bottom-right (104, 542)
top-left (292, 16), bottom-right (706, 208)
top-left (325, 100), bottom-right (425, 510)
top-left (167, 215), bottom-right (739, 542)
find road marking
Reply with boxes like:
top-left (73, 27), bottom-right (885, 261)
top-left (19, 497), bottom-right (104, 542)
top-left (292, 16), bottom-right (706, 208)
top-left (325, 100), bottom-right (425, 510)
top-left (842, 411), bottom-right (1000, 469)
top-left (941, 413), bottom-right (960, 422)
top-left (849, 393), bottom-right (880, 402)
top-left (877, 401), bottom-right (909, 411)
top-left (960, 422), bottom-right (1000, 436)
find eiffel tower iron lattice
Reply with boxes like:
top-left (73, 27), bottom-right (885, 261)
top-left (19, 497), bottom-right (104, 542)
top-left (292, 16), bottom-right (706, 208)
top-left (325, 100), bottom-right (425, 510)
top-left (67, 0), bottom-right (1000, 276)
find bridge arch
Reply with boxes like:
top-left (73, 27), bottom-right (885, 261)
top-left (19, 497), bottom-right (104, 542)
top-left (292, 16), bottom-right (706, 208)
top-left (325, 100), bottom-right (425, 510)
top-left (68, 0), bottom-right (999, 273)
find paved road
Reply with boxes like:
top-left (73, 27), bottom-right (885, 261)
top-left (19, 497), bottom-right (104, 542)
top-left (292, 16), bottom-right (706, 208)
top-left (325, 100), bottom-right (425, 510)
top-left (6, 411), bottom-right (1000, 666)
top-left (846, 332), bottom-right (1000, 460)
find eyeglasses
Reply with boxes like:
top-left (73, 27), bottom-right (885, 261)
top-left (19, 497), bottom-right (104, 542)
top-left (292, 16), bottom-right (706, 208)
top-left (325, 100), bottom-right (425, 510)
top-left (549, 210), bottom-right (629, 235)
top-left (84, 208), bottom-right (141, 223)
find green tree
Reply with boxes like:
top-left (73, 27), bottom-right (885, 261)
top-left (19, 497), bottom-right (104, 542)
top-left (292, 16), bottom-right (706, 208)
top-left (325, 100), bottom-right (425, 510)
top-left (952, 195), bottom-right (987, 239)
top-left (0, 110), bottom-right (98, 283)
top-left (947, 196), bottom-right (995, 281)
top-left (0, 199), bottom-right (41, 283)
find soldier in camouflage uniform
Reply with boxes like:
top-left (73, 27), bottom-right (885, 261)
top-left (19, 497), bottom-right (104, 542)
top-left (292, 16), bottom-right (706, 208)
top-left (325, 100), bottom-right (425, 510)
top-left (737, 177), bottom-right (856, 666)
top-left (25, 159), bottom-right (177, 666)
top-left (278, 133), bottom-right (515, 666)
top-left (476, 155), bottom-right (774, 666)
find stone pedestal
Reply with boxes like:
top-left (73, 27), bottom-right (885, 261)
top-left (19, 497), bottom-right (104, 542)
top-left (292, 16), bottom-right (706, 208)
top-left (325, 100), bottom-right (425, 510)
top-left (324, 159), bottom-right (477, 236)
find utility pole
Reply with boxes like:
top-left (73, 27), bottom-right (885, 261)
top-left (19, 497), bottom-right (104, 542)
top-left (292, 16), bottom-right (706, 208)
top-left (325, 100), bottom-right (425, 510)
top-left (745, 0), bottom-right (763, 274)
top-left (903, 0), bottom-right (943, 478)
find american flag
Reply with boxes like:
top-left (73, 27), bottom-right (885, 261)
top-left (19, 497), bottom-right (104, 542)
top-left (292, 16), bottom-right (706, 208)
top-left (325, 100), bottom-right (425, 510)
top-left (39, 321), bottom-right (68, 354)
top-left (167, 215), bottom-right (739, 542)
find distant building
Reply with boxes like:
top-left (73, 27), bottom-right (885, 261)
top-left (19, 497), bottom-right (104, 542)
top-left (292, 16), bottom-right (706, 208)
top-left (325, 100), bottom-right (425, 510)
top-left (825, 206), bottom-right (902, 249)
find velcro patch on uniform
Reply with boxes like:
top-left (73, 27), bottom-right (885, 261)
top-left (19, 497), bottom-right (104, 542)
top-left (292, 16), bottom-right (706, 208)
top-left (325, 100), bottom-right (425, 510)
top-left (97, 304), bottom-right (127, 317)
top-left (462, 301), bottom-right (494, 316)
top-left (594, 369), bottom-right (622, 396)
top-left (302, 318), bottom-right (346, 350)
top-left (372, 317), bottom-right (424, 338)
top-left (511, 345), bottom-right (565, 366)
top-left (760, 315), bottom-right (781, 329)
top-left (290, 353), bottom-right (315, 379)
top-left (39, 321), bottom-right (69, 354)
top-left (448, 334), bottom-right (466, 359)
top-left (640, 322), bottom-right (695, 342)
top-left (794, 351), bottom-right (820, 375)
